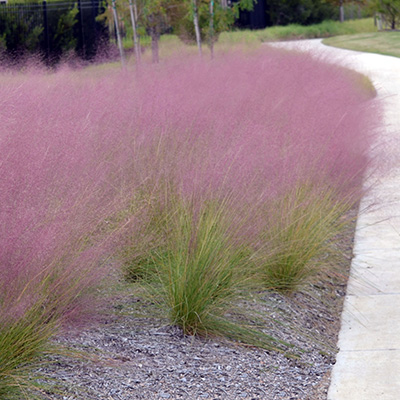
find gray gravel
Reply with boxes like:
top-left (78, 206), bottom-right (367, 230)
top-left (38, 268), bottom-right (349, 400)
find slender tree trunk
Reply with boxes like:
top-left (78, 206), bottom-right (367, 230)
top-left (111, 0), bottom-right (126, 68)
top-left (389, 3), bottom-right (398, 29)
top-left (220, 0), bottom-right (228, 9)
top-left (134, 0), bottom-right (141, 54)
top-left (128, 0), bottom-right (140, 63)
top-left (193, 0), bottom-right (202, 57)
top-left (339, 1), bottom-right (344, 23)
top-left (209, 0), bottom-right (214, 59)
top-left (150, 27), bottom-right (160, 63)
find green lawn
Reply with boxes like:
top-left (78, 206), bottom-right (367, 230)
top-left (323, 31), bottom-right (400, 58)
top-left (217, 18), bottom-right (377, 45)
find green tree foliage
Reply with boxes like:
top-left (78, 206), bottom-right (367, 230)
top-left (0, 10), bottom-right (43, 54)
top-left (101, 0), bottom-right (184, 62)
top-left (323, 0), bottom-right (366, 22)
top-left (140, 0), bottom-right (171, 62)
top-left (178, 0), bottom-right (255, 43)
top-left (52, 5), bottom-right (79, 54)
top-left (267, 0), bottom-right (336, 26)
top-left (370, 0), bottom-right (400, 29)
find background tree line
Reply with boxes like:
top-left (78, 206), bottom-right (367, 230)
top-left (103, 0), bottom-right (258, 62)
top-left (0, 0), bottom-right (398, 65)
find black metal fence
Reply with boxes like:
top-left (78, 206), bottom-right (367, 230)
top-left (0, 0), bottom-right (108, 63)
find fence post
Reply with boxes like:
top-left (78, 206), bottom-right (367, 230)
top-left (91, 0), bottom-right (96, 40)
top-left (42, 0), bottom-right (49, 61)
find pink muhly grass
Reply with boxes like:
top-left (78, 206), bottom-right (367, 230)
top-left (0, 46), bottom-right (378, 366)
top-left (0, 75), bottom-right (126, 326)
top-left (108, 50), bottom-right (377, 323)
top-left (126, 50), bottom-right (375, 200)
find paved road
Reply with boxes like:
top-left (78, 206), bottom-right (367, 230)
top-left (269, 39), bottom-right (400, 400)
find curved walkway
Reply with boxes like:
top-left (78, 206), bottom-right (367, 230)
top-left (268, 39), bottom-right (400, 399)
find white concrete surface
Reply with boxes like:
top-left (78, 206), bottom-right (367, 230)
top-left (268, 39), bottom-right (400, 399)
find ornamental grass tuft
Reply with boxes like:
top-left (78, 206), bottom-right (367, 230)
top-left (151, 191), bottom-right (247, 336)
top-left (254, 181), bottom-right (358, 292)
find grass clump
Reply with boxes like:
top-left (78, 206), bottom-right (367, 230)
top-left (139, 189), bottom-right (291, 350)
top-left (0, 258), bottom-right (93, 399)
top-left (152, 193), bottom-right (246, 336)
top-left (255, 182), bottom-right (356, 292)
top-left (0, 312), bottom-right (55, 399)
top-left (0, 244), bottom-right (112, 398)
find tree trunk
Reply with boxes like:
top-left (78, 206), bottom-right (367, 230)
top-left (339, 1), bottom-right (344, 23)
top-left (111, 0), bottom-right (126, 68)
top-left (129, 0), bottom-right (140, 63)
top-left (193, 0), bottom-right (202, 57)
top-left (220, 0), bottom-right (228, 9)
top-left (133, 0), bottom-right (141, 54)
top-left (209, 0), bottom-right (214, 59)
top-left (150, 27), bottom-right (160, 63)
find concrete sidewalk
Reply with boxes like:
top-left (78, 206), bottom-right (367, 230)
top-left (269, 39), bottom-right (400, 399)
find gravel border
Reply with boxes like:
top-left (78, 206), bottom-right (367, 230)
top-left (38, 225), bottom-right (354, 400)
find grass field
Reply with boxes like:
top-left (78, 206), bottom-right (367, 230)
top-left (323, 31), bottom-right (400, 58)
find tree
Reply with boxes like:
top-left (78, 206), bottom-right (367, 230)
top-left (327, 0), bottom-right (346, 22)
top-left (323, 0), bottom-right (366, 23)
top-left (111, 0), bottom-right (126, 66)
top-left (102, 0), bottom-right (255, 63)
top-left (191, 0), bottom-right (203, 55)
top-left (136, 0), bottom-right (184, 63)
top-left (184, 0), bottom-right (257, 57)
top-left (128, 0), bottom-right (141, 62)
top-left (53, 5), bottom-right (79, 54)
top-left (99, 0), bottom-right (183, 64)
top-left (370, 0), bottom-right (400, 29)
top-left (209, 0), bottom-right (214, 58)
top-left (142, 0), bottom-right (166, 63)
